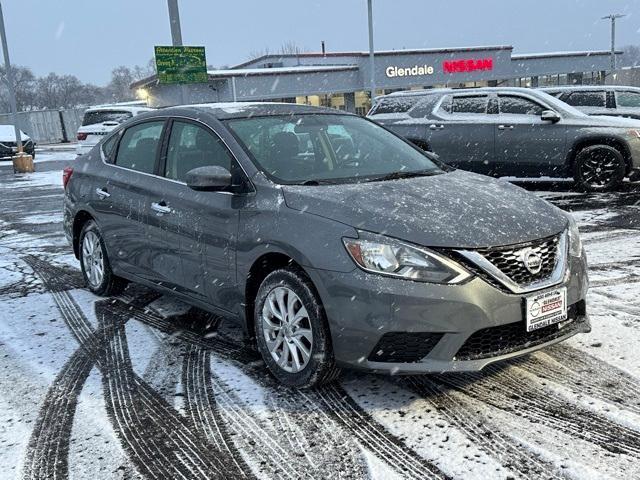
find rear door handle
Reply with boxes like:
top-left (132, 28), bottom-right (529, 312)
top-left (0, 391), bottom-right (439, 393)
top-left (498, 125), bottom-right (514, 130)
top-left (429, 124), bottom-right (445, 130)
top-left (96, 188), bottom-right (110, 199)
top-left (151, 201), bottom-right (172, 215)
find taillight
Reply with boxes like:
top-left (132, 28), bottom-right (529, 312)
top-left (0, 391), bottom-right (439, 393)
top-left (77, 132), bottom-right (88, 141)
top-left (62, 167), bottom-right (73, 189)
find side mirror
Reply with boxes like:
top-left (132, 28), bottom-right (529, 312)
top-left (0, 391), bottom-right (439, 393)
top-left (186, 166), bottom-right (232, 192)
top-left (541, 110), bottom-right (561, 123)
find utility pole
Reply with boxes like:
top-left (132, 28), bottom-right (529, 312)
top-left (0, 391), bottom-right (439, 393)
top-left (367, 0), bottom-right (376, 102)
top-left (166, 0), bottom-right (186, 105)
top-left (0, 2), bottom-right (22, 155)
top-left (0, 1), bottom-right (32, 172)
top-left (602, 13), bottom-right (626, 71)
top-left (167, 0), bottom-right (183, 46)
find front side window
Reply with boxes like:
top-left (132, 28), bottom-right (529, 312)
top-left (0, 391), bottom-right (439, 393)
top-left (565, 91), bottom-right (606, 107)
top-left (499, 95), bottom-right (544, 115)
top-left (370, 96), bottom-right (419, 115)
top-left (451, 95), bottom-right (488, 114)
top-left (164, 121), bottom-right (233, 182)
top-left (225, 114), bottom-right (441, 184)
top-left (114, 121), bottom-right (164, 174)
top-left (615, 91), bottom-right (640, 108)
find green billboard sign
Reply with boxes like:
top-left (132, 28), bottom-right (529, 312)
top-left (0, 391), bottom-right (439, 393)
top-left (154, 46), bottom-right (208, 84)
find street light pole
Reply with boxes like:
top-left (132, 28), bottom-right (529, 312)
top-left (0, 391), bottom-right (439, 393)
top-left (167, 0), bottom-right (183, 46)
top-left (0, 1), bottom-right (22, 155)
top-left (602, 13), bottom-right (626, 71)
top-left (367, 0), bottom-right (376, 103)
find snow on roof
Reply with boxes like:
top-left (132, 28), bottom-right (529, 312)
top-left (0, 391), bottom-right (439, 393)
top-left (512, 50), bottom-right (622, 60)
top-left (0, 125), bottom-right (29, 141)
top-left (206, 65), bottom-right (358, 77)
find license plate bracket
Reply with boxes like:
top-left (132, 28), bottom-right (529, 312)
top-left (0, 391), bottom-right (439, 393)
top-left (524, 287), bottom-right (567, 332)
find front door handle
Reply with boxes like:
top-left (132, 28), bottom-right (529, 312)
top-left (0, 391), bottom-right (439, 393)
top-left (151, 201), bottom-right (172, 215)
top-left (498, 125), bottom-right (515, 130)
top-left (96, 188), bottom-right (110, 199)
top-left (429, 124), bottom-right (445, 130)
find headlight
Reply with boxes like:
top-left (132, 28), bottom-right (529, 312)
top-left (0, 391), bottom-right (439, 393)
top-left (343, 233), bottom-right (472, 284)
top-left (568, 215), bottom-right (582, 257)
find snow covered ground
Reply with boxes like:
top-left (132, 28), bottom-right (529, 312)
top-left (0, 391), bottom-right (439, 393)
top-left (1, 162), bottom-right (640, 479)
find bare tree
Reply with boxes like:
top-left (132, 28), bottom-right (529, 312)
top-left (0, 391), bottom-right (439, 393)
top-left (279, 41), bottom-right (306, 55)
top-left (0, 65), bottom-right (37, 111)
top-left (621, 45), bottom-right (640, 67)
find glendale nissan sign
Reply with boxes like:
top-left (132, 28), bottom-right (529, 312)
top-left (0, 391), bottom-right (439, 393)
top-left (385, 57), bottom-right (495, 78)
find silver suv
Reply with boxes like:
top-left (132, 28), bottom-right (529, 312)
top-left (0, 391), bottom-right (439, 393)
top-left (369, 87), bottom-right (640, 191)
top-left (542, 85), bottom-right (640, 120)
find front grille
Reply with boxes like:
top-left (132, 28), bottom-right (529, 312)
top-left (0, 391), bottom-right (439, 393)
top-left (455, 302), bottom-right (584, 361)
top-left (368, 332), bottom-right (444, 363)
top-left (475, 235), bottom-right (559, 286)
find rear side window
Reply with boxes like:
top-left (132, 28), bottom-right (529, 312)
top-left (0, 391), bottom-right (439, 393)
top-left (565, 91), bottom-right (606, 107)
top-left (499, 95), bottom-right (544, 115)
top-left (370, 97), bottom-right (419, 114)
top-left (114, 121), bottom-right (164, 174)
top-left (451, 95), bottom-right (488, 114)
top-left (164, 121), bottom-right (233, 182)
top-left (82, 110), bottom-right (133, 126)
top-left (101, 133), bottom-right (120, 161)
top-left (615, 91), bottom-right (640, 108)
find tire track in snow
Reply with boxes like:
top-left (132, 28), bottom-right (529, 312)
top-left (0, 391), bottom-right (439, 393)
top-left (517, 346), bottom-right (640, 416)
top-left (21, 348), bottom-right (94, 480)
top-left (120, 292), bottom-right (448, 480)
top-left (405, 377), bottom-right (566, 479)
top-left (128, 299), bottom-right (368, 479)
top-left (25, 256), bottom-right (244, 480)
top-left (438, 363), bottom-right (640, 458)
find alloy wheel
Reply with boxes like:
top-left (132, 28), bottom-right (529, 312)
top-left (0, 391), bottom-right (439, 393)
top-left (81, 230), bottom-right (104, 288)
top-left (580, 150), bottom-right (623, 188)
top-left (261, 286), bottom-right (313, 373)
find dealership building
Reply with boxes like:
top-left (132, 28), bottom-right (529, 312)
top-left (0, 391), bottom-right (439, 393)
top-left (132, 45), bottom-right (621, 114)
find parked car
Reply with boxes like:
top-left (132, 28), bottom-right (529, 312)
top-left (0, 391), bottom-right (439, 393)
top-left (541, 85), bottom-right (640, 120)
top-left (368, 87), bottom-right (640, 191)
top-left (76, 103), bottom-right (152, 155)
top-left (0, 125), bottom-right (36, 159)
top-left (63, 103), bottom-right (589, 387)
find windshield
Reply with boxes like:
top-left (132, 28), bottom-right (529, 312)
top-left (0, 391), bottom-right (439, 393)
top-left (82, 110), bottom-right (133, 126)
top-left (225, 114), bottom-right (442, 184)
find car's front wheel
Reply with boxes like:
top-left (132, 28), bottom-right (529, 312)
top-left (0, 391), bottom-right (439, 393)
top-left (573, 144), bottom-right (626, 192)
top-left (79, 220), bottom-right (127, 296)
top-left (254, 268), bottom-right (340, 388)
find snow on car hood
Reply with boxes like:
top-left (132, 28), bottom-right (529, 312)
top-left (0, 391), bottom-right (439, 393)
top-left (0, 125), bottom-right (29, 142)
top-left (282, 170), bottom-right (568, 249)
top-left (585, 115), bottom-right (640, 127)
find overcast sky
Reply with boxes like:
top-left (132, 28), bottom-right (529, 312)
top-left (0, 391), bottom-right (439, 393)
top-left (5, 0), bottom-right (640, 85)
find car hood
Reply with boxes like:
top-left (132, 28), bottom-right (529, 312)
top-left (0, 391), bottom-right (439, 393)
top-left (282, 170), bottom-right (568, 249)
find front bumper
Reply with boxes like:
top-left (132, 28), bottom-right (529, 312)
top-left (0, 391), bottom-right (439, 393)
top-left (307, 253), bottom-right (589, 374)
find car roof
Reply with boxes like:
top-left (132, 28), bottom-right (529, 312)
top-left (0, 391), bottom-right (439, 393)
top-left (540, 85), bottom-right (640, 92)
top-left (84, 105), bottom-right (152, 113)
top-left (135, 102), bottom-right (349, 121)
top-left (378, 86), bottom-right (549, 100)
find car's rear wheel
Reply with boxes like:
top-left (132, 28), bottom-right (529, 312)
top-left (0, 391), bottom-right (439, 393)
top-left (573, 145), bottom-right (626, 192)
top-left (254, 268), bottom-right (340, 388)
top-left (79, 220), bottom-right (127, 296)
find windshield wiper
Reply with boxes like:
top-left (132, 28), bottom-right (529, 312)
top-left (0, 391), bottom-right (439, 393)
top-left (365, 170), bottom-right (441, 182)
top-left (299, 179), bottom-right (336, 186)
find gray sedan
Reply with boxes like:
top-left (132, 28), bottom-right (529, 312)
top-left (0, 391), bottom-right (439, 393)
top-left (63, 103), bottom-right (589, 387)
top-left (369, 87), bottom-right (640, 191)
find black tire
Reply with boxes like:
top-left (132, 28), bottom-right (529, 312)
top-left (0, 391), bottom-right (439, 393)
top-left (573, 144), bottom-right (626, 192)
top-left (254, 268), bottom-right (340, 388)
top-left (78, 220), bottom-right (127, 296)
